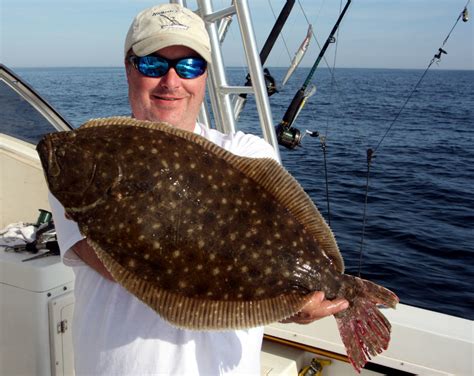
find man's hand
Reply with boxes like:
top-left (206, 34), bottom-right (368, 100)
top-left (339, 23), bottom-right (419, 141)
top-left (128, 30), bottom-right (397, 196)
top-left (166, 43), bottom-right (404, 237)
top-left (72, 239), bottom-right (115, 281)
top-left (280, 291), bottom-right (349, 324)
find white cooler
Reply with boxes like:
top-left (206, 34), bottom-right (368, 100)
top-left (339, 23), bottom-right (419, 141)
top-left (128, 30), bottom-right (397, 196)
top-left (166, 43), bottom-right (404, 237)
top-left (0, 248), bottom-right (75, 376)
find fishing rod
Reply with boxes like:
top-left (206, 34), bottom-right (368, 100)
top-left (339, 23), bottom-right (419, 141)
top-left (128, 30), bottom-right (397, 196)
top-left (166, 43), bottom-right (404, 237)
top-left (276, 0), bottom-right (352, 149)
top-left (233, 0), bottom-right (295, 119)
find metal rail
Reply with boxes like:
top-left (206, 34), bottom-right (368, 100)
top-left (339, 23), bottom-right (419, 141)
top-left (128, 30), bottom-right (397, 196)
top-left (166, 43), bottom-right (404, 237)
top-left (172, 0), bottom-right (281, 162)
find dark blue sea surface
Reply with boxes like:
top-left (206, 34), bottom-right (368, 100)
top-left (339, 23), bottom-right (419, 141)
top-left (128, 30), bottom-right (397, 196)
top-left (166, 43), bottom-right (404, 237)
top-left (14, 66), bottom-right (474, 320)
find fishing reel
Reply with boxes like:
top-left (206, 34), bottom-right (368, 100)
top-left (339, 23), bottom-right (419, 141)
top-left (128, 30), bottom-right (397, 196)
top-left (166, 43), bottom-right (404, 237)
top-left (275, 123), bottom-right (303, 149)
top-left (276, 123), bottom-right (320, 150)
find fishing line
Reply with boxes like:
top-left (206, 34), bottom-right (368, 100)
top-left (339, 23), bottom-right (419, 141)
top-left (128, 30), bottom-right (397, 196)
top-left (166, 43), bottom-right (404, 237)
top-left (373, 0), bottom-right (471, 154)
top-left (319, 0), bottom-right (345, 226)
top-left (297, 0), bottom-right (349, 224)
top-left (356, 1), bottom-right (470, 276)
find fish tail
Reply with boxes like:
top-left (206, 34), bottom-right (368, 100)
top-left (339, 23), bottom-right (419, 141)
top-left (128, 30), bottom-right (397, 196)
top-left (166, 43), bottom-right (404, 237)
top-left (334, 275), bottom-right (399, 372)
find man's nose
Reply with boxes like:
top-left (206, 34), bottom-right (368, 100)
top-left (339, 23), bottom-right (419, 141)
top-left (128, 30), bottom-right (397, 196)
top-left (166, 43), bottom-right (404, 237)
top-left (159, 67), bottom-right (181, 88)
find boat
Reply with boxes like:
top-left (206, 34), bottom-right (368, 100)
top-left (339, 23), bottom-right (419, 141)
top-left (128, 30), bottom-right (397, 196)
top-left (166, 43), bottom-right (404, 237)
top-left (1, 1), bottom-right (472, 375)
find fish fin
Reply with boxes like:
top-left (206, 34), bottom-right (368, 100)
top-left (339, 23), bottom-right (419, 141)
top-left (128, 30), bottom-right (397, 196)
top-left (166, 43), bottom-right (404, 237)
top-left (335, 275), bottom-right (399, 372)
top-left (229, 156), bottom-right (344, 272)
top-left (79, 116), bottom-right (344, 272)
top-left (91, 238), bottom-right (310, 329)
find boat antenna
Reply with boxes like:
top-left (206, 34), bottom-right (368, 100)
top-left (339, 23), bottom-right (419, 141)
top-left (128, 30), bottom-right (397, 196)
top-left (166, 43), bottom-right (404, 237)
top-left (356, 0), bottom-right (471, 276)
top-left (275, 0), bottom-right (352, 149)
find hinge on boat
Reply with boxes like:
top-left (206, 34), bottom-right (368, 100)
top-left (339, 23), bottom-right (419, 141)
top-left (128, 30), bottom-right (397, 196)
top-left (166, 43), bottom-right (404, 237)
top-left (57, 320), bottom-right (68, 334)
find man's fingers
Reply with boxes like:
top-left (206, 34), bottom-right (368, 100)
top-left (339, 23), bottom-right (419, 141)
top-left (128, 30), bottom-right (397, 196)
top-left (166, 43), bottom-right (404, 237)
top-left (280, 292), bottom-right (349, 324)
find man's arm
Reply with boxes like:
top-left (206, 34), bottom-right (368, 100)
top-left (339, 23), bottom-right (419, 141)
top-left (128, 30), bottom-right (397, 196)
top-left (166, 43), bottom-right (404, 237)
top-left (71, 239), bottom-right (115, 281)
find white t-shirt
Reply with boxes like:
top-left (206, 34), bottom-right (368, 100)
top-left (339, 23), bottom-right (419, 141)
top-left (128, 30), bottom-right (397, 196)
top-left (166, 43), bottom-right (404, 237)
top-left (49, 123), bottom-right (278, 376)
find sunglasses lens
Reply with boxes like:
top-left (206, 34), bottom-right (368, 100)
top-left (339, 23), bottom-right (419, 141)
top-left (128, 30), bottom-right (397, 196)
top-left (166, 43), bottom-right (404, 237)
top-left (136, 56), bottom-right (168, 77)
top-left (132, 56), bottom-right (207, 79)
top-left (175, 58), bottom-right (207, 79)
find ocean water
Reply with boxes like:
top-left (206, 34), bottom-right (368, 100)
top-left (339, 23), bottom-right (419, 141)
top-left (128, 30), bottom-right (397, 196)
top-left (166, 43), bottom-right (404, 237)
top-left (14, 66), bottom-right (474, 320)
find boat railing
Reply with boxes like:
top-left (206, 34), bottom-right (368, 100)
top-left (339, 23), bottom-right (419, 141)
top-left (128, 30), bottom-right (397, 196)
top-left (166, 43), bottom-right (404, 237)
top-left (174, 0), bottom-right (281, 162)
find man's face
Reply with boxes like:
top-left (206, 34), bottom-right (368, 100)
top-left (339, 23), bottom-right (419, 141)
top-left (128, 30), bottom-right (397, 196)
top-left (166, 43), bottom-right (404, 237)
top-left (126, 45), bottom-right (207, 132)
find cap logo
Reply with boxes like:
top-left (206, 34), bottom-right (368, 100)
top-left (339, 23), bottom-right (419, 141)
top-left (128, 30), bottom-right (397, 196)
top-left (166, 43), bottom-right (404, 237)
top-left (152, 11), bottom-right (189, 31)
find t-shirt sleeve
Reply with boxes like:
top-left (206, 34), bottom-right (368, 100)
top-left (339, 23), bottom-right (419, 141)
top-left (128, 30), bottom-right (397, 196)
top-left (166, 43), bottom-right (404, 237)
top-left (227, 131), bottom-right (279, 160)
top-left (48, 191), bottom-right (86, 266)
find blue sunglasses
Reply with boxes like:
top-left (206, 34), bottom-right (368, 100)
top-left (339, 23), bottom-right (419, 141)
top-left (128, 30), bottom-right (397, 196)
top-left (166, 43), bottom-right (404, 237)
top-left (128, 55), bottom-right (207, 79)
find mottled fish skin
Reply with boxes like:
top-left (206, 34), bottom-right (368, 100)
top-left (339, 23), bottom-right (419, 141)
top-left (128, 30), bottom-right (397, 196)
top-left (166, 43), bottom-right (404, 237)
top-left (38, 118), bottom-right (340, 301)
top-left (37, 117), bottom-right (398, 372)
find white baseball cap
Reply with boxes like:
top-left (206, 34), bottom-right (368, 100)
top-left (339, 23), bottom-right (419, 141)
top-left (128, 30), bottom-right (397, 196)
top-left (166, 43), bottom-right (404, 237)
top-left (124, 3), bottom-right (211, 63)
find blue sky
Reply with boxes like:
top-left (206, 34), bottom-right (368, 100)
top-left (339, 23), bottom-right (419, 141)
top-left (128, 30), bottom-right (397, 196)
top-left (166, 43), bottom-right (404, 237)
top-left (1, 0), bottom-right (473, 69)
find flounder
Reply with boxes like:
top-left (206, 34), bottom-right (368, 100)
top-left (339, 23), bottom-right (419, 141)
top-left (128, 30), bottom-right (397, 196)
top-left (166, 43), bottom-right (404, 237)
top-left (37, 117), bottom-right (398, 371)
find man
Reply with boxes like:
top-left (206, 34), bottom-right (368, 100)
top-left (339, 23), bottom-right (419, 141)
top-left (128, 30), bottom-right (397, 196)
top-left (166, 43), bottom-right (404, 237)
top-left (50, 3), bottom-right (348, 375)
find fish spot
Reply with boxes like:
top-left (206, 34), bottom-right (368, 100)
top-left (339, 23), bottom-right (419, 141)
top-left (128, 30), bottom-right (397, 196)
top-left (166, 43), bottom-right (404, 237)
top-left (153, 241), bottom-right (161, 249)
top-left (178, 280), bottom-right (187, 289)
top-left (212, 268), bottom-right (220, 276)
top-left (161, 160), bottom-right (169, 168)
top-left (264, 267), bottom-right (272, 275)
top-left (196, 264), bottom-right (203, 270)
top-left (172, 250), bottom-right (180, 258)
top-left (128, 259), bottom-right (137, 268)
top-left (241, 266), bottom-right (249, 273)
top-left (144, 254), bottom-right (150, 260)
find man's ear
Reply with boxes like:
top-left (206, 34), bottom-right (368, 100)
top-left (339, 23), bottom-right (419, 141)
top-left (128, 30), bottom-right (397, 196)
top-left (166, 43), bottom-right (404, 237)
top-left (125, 60), bottom-right (132, 74)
